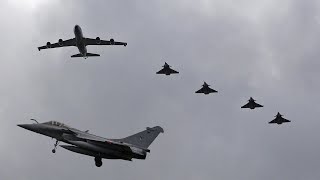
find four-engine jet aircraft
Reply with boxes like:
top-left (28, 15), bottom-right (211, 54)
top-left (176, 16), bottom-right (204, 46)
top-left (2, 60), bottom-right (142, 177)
top-left (195, 82), bottom-right (218, 95)
top-left (269, 112), bottom-right (291, 125)
top-left (156, 62), bottom-right (179, 75)
top-left (38, 25), bottom-right (127, 59)
top-left (241, 97), bottom-right (263, 109)
top-left (17, 119), bottom-right (163, 167)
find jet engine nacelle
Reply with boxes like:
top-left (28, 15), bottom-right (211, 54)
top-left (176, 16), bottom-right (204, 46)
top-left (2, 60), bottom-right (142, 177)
top-left (110, 38), bottom-right (115, 45)
top-left (96, 37), bottom-right (101, 44)
top-left (46, 42), bottom-right (51, 48)
top-left (58, 39), bottom-right (63, 46)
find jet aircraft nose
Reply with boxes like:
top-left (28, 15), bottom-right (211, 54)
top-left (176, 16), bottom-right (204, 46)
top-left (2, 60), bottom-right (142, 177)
top-left (17, 124), bottom-right (38, 132)
top-left (74, 25), bottom-right (81, 33)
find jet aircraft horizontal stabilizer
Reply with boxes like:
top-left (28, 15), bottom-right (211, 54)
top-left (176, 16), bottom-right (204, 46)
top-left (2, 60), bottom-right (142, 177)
top-left (71, 53), bottom-right (100, 58)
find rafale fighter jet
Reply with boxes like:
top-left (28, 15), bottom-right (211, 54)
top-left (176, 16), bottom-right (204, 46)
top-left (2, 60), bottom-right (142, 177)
top-left (195, 82), bottom-right (218, 95)
top-left (38, 25), bottom-right (127, 59)
top-left (156, 62), bottom-right (179, 75)
top-left (17, 119), bottom-right (163, 167)
top-left (269, 112), bottom-right (291, 125)
top-left (241, 97), bottom-right (263, 109)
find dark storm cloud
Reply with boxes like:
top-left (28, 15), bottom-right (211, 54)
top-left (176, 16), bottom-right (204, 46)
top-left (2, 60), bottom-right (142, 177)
top-left (1, 0), bottom-right (320, 180)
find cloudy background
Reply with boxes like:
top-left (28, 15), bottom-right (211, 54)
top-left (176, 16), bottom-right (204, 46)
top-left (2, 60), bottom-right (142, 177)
top-left (1, 0), bottom-right (320, 179)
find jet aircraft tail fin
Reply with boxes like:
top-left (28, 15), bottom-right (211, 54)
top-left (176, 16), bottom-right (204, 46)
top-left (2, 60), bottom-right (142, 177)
top-left (71, 53), bottom-right (100, 58)
top-left (117, 126), bottom-right (164, 149)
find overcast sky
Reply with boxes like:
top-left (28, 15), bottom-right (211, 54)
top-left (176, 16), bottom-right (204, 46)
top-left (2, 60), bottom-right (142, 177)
top-left (1, 0), bottom-right (320, 179)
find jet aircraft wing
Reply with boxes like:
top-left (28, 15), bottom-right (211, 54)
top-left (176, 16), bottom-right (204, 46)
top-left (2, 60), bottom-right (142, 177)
top-left (195, 88), bottom-right (205, 93)
top-left (282, 118), bottom-right (291, 122)
top-left (208, 88), bottom-right (218, 93)
top-left (268, 119), bottom-right (277, 124)
top-left (85, 38), bottom-right (127, 46)
top-left (156, 68), bottom-right (166, 74)
top-left (255, 103), bottom-right (263, 107)
top-left (38, 38), bottom-right (76, 51)
top-left (241, 103), bottom-right (250, 108)
top-left (69, 130), bottom-right (133, 152)
top-left (169, 68), bottom-right (179, 74)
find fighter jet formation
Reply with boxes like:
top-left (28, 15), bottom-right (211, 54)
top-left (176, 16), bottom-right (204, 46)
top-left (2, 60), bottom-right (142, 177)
top-left (18, 119), bottom-right (163, 167)
top-left (38, 25), bottom-right (127, 59)
top-left (16, 23), bottom-right (293, 169)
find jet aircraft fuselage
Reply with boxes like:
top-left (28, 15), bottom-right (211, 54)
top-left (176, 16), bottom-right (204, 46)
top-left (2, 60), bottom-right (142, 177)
top-left (74, 25), bottom-right (87, 57)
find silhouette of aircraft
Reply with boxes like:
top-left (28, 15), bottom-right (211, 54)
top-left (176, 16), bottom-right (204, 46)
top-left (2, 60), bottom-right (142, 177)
top-left (156, 62), bottom-right (179, 75)
top-left (195, 82), bottom-right (218, 95)
top-left (38, 25), bottom-right (127, 59)
top-left (241, 97), bottom-right (263, 109)
top-left (269, 112), bottom-right (291, 125)
top-left (18, 119), bottom-right (163, 167)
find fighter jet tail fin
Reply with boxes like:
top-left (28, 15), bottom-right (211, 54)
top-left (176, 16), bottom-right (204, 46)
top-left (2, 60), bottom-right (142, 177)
top-left (119, 126), bottom-right (164, 149)
top-left (71, 53), bottom-right (100, 58)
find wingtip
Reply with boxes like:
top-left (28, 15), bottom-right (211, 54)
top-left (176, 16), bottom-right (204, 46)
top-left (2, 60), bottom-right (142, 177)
top-left (149, 126), bottom-right (164, 133)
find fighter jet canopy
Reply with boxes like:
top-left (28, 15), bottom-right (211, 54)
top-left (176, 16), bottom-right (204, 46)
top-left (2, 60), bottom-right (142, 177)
top-left (203, 82), bottom-right (210, 86)
top-left (276, 112), bottom-right (282, 117)
top-left (163, 62), bottom-right (170, 67)
top-left (43, 121), bottom-right (70, 128)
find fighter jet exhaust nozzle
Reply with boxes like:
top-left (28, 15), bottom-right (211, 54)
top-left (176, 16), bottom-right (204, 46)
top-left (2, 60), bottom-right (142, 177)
top-left (110, 38), bottom-right (115, 45)
top-left (96, 37), bottom-right (101, 44)
top-left (58, 39), bottom-right (63, 46)
top-left (46, 42), bottom-right (51, 48)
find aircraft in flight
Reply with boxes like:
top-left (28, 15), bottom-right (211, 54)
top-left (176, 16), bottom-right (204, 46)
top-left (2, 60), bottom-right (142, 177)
top-left (18, 119), bottom-right (163, 167)
top-left (269, 112), bottom-right (291, 125)
top-left (156, 62), bottom-right (179, 75)
top-left (195, 82), bottom-right (218, 95)
top-left (241, 97), bottom-right (263, 109)
top-left (38, 25), bottom-right (127, 59)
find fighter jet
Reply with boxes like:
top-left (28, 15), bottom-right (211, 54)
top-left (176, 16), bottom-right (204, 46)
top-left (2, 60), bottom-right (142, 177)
top-left (17, 119), bottom-right (163, 167)
top-left (195, 82), bottom-right (218, 95)
top-left (156, 62), bottom-right (179, 75)
top-left (241, 97), bottom-right (263, 109)
top-left (38, 25), bottom-right (127, 59)
top-left (269, 112), bottom-right (291, 125)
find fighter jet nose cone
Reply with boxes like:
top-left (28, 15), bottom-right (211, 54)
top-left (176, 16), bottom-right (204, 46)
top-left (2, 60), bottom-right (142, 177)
top-left (17, 124), bottom-right (36, 131)
top-left (17, 124), bottom-right (27, 129)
